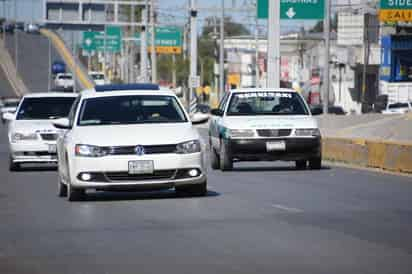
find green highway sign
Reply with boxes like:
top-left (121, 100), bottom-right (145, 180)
top-left (380, 0), bottom-right (412, 9)
top-left (82, 26), bottom-right (122, 53)
top-left (135, 26), bottom-right (182, 54)
top-left (257, 0), bottom-right (325, 20)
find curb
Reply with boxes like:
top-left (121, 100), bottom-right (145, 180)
top-left (322, 137), bottom-right (412, 174)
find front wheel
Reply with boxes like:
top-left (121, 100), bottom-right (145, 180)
top-left (9, 157), bottom-right (20, 172)
top-left (309, 157), bottom-right (322, 170)
top-left (219, 141), bottom-right (233, 171)
top-left (57, 178), bottom-right (67, 197)
top-left (67, 183), bottom-right (85, 201)
top-left (210, 146), bottom-right (220, 170)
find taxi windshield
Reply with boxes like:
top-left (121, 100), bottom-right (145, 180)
top-left (78, 95), bottom-right (188, 126)
top-left (227, 92), bottom-right (309, 116)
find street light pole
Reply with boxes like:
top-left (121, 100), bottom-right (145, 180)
top-left (14, 0), bottom-right (18, 77)
top-left (219, 0), bottom-right (224, 98)
top-left (323, 0), bottom-right (331, 114)
top-left (189, 0), bottom-right (198, 112)
top-left (267, 0), bottom-right (280, 88)
top-left (150, 0), bottom-right (157, 83)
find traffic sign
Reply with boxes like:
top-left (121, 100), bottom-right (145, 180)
top-left (135, 26), bottom-right (182, 54)
top-left (257, 0), bottom-right (325, 20)
top-left (380, 0), bottom-right (412, 22)
top-left (189, 76), bottom-right (200, 88)
top-left (82, 26), bottom-right (122, 53)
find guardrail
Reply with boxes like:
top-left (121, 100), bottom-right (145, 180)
top-left (323, 137), bottom-right (412, 174)
top-left (40, 29), bottom-right (94, 90)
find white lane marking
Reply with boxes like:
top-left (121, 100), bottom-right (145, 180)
top-left (271, 204), bottom-right (304, 213)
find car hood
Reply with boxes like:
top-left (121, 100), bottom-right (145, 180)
top-left (10, 119), bottom-right (58, 134)
top-left (222, 115), bottom-right (318, 129)
top-left (71, 123), bottom-right (199, 146)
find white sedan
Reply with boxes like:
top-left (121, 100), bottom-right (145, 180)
top-left (54, 73), bottom-right (74, 90)
top-left (53, 84), bottom-right (208, 201)
top-left (3, 92), bottom-right (77, 171)
top-left (382, 102), bottom-right (412, 114)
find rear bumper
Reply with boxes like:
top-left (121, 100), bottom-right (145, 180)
top-left (227, 137), bottom-right (321, 161)
top-left (10, 142), bottom-right (57, 163)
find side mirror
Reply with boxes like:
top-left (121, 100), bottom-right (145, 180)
top-left (53, 118), bottom-right (71, 129)
top-left (191, 112), bottom-right (209, 125)
top-left (210, 108), bottom-right (223, 117)
top-left (2, 112), bottom-right (15, 121)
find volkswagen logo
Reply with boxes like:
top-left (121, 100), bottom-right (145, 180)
top-left (135, 145), bottom-right (145, 156)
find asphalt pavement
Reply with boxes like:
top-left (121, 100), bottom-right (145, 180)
top-left (0, 124), bottom-right (411, 274)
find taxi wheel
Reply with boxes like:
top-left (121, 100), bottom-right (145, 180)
top-left (9, 157), bottom-right (20, 172)
top-left (309, 157), bottom-right (322, 170)
top-left (295, 160), bottom-right (307, 170)
top-left (67, 183), bottom-right (85, 202)
top-left (210, 148), bottom-right (220, 170)
top-left (219, 141), bottom-right (233, 171)
top-left (57, 179), bottom-right (67, 197)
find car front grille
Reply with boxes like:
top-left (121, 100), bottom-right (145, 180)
top-left (257, 129), bottom-right (291, 137)
top-left (108, 144), bottom-right (177, 155)
top-left (40, 133), bottom-right (58, 141)
top-left (105, 170), bottom-right (176, 181)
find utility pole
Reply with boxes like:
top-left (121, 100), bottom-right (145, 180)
top-left (322, 0), bottom-right (331, 114)
top-left (255, 11), bottom-right (259, 88)
top-left (140, 1), bottom-right (148, 82)
top-left (14, 0), bottom-right (18, 76)
top-left (267, 0), bottom-right (280, 88)
top-left (48, 38), bottom-right (51, 91)
top-left (189, 0), bottom-right (198, 112)
top-left (129, 4), bottom-right (136, 83)
top-left (361, 13), bottom-right (370, 110)
top-left (219, 0), bottom-right (224, 98)
top-left (2, 0), bottom-right (6, 44)
top-left (150, 0), bottom-right (157, 83)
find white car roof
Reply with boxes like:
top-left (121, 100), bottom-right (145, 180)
top-left (80, 88), bottom-right (176, 99)
top-left (229, 88), bottom-right (298, 93)
top-left (22, 92), bottom-right (78, 98)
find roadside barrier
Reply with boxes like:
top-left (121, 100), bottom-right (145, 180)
top-left (322, 137), bottom-right (412, 174)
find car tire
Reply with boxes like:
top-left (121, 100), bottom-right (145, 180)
top-left (9, 157), bottom-right (20, 172)
top-left (210, 144), bottom-right (220, 170)
top-left (295, 160), bottom-right (307, 170)
top-left (309, 157), bottom-right (322, 170)
top-left (176, 181), bottom-right (207, 197)
top-left (67, 182), bottom-right (85, 202)
top-left (219, 140), bottom-right (233, 171)
top-left (57, 179), bottom-right (67, 197)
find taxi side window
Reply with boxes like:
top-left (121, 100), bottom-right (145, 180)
top-left (218, 93), bottom-right (230, 114)
top-left (68, 96), bottom-right (81, 127)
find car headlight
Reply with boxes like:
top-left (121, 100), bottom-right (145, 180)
top-left (228, 129), bottom-right (255, 138)
top-left (11, 132), bottom-right (38, 142)
top-left (295, 128), bottom-right (321, 137)
top-left (75, 144), bottom-right (108, 157)
top-left (176, 140), bottom-right (201, 154)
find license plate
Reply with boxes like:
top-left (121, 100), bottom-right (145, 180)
top-left (128, 160), bottom-right (154, 175)
top-left (266, 141), bottom-right (286, 151)
top-left (48, 144), bottom-right (57, 153)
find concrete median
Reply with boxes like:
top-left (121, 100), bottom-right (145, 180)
top-left (322, 137), bottom-right (412, 174)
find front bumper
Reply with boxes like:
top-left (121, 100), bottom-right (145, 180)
top-left (69, 152), bottom-right (206, 190)
top-left (227, 137), bottom-right (321, 161)
top-left (10, 141), bottom-right (57, 163)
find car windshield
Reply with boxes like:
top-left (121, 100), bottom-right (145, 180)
top-left (389, 103), bottom-right (409, 109)
top-left (90, 74), bottom-right (104, 80)
top-left (78, 95), bottom-right (188, 126)
top-left (16, 97), bottom-right (76, 120)
top-left (58, 75), bottom-right (72, 80)
top-left (227, 91), bottom-right (309, 116)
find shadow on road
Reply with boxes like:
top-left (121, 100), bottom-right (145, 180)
top-left (79, 189), bottom-right (220, 202)
top-left (228, 165), bottom-right (332, 172)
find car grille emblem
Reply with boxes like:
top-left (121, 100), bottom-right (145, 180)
top-left (135, 145), bottom-right (145, 156)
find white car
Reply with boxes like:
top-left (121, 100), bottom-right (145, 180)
top-left (53, 84), bottom-right (208, 201)
top-left (209, 88), bottom-right (322, 171)
top-left (89, 71), bottom-right (108, 86)
top-left (3, 93), bottom-right (77, 171)
top-left (1, 98), bottom-right (20, 124)
top-left (382, 102), bottom-right (412, 114)
top-left (54, 73), bottom-right (74, 90)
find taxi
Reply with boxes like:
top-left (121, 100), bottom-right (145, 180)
top-left (209, 88), bottom-right (322, 171)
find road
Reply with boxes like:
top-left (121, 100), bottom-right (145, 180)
top-left (4, 32), bottom-right (60, 92)
top-left (0, 123), bottom-right (412, 274)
